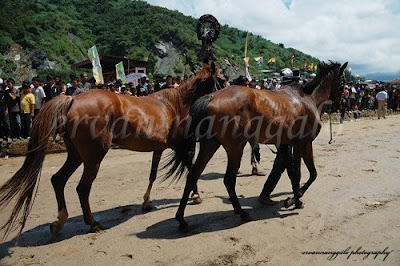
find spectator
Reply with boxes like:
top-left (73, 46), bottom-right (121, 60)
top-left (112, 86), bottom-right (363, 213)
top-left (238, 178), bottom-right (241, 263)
top-left (0, 78), bottom-right (11, 145)
top-left (256, 79), bottom-right (264, 90)
top-left (31, 77), bottom-right (46, 118)
top-left (19, 80), bottom-right (35, 138)
top-left (79, 72), bottom-right (91, 91)
top-left (270, 78), bottom-right (278, 90)
top-left (43, 75), bottom-right (60, 102)
top-left (153, 74), bottom-right (163, 92)
top-left (5, 78), bottom-right (21, 140)
top-left (173, 76), bottom-right (182, 89)
top-left (348, 82), bottom-right (357, 110)
top-left (66, 76), bottom-right (84, 95)
top-left (161, 75), bottom-right (174, 89)
top-left (136, 75), bottom-right (148, 96)
top-left (120, 85), bottom-right (131, 96)
top-left (376, 88), bottom-right (388, 119)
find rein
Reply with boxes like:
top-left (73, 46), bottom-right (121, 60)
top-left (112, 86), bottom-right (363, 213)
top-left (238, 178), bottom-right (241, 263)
top-left (328, 73), bottom-right (346, 144)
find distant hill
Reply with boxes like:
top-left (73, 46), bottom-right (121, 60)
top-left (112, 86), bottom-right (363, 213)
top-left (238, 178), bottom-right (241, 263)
top-left (364, 71), bottom-right (400, 82)
top-left (0, 0), bottom-right (320, 82)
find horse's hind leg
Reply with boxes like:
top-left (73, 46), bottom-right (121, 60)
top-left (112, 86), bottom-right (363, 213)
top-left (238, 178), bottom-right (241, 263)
top-left (50, 140), bottom-right (82, 236)
top-left (176, 139), bottom-right (220, 229)
top-left (142, 150), bottom-right (163, 211)
top-left (76, 150), bottom-right (108, 233)
top-left (284, 145), bottom-right (303, 209)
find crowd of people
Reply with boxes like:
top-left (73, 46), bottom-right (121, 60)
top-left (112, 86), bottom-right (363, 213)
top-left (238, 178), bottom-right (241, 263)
top-left (0, 72), bottom-right (186, 145)
top-left (338, 82), bottom-right (399, 122)
top-left (1, 70), bottom-right (399, 147)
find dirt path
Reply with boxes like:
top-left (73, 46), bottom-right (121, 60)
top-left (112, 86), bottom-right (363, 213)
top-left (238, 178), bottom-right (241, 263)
top-left (1, 115), bottom-right (399, 265)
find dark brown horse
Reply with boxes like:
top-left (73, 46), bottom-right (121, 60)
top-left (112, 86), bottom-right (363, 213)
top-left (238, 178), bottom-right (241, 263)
top-left (170, 61), bottom-right (347, 229)
top-left (0, 62), bottom-right (224, 238)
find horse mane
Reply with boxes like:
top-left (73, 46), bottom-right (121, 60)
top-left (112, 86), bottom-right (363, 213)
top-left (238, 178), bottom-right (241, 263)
top-left (157, 64), bottom-right (214, 115)
top-left (303, 61), bottom-right (341, 94)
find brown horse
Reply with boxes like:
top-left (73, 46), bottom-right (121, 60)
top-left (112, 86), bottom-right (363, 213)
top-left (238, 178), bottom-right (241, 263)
top-left (0, 62), bottom-right (224, 238)
top-left (170, 61), bottom-right (347, 229)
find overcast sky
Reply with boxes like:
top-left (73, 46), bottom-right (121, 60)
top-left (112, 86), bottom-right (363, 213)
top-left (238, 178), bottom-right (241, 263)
top-left (145, 0), bottom-right (400, 76)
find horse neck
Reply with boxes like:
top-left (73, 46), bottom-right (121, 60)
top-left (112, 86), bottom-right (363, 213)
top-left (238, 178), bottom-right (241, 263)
top-left (311, 73), bottom-right (337, 108)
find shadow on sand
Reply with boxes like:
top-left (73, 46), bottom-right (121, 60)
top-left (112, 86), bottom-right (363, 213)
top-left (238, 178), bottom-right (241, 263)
top-left (135, 195), bottom-right (299, 240)
top-left (0, 197), bottom-right (182, 260)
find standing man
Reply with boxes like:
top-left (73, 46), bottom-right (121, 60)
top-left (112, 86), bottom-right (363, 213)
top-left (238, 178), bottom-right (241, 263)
top-left (43, 75), bottom-right (60, 102)
top-left (66, 76), bottom-right (84, 95)
top-left (5, 78), bottom-right (21, 140)
top-left (136, 75), bottom-right (148, 96)
top-left (161, 75), bottom-right (174, 90)
top-left (31, 77), bottom-right (46, 118)
top-left (376, 88), bottom-right (388, 119)
top-left (79, 72), bottom-right (91, 91)
top-left (19, 80), bottom-right (35, 139)
top-left (0, 78), bottom-right (11, 145)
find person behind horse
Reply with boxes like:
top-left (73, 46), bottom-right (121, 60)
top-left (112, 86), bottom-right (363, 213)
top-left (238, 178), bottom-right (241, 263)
top-left (232, 75), bottom-right (264, 176)
top-left (258, 67), bottom-right (301, 205)
top-left (19, 80), bottom-right (35, 139)
top-left (136, 75), bottom-right (148, 96)
top-left (43, 75), bottom-right (60, 102)
top-left (31, 77), bottom-right (46, 119)
top-left (0, 78), bottom-right (11, 146)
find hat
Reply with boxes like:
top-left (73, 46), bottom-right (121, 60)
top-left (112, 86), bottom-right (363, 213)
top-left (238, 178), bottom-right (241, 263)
top-left (280, 68), bottom-right (293, 77)
top-left (32, 76), bottom-right (40, 82)
top-left (22, 80), bottom-right (31, 88)
top-left (47, 74), bottom-right (54, 80)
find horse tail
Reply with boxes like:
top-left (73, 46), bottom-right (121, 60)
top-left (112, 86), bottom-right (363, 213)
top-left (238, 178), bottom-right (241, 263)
top-left (0, 95), bottom-right (73, 238)
top-left (163, 95), bottom-right (213, 180)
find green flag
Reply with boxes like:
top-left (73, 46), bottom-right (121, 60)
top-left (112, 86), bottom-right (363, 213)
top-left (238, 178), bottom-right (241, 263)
top-left (115, 61), bottom-right (126, 84)
top-left (87, 45), bottom-right (103, 84)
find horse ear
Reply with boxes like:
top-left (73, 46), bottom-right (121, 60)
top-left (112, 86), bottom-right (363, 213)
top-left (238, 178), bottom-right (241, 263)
top-left (211, 61), bottom-right (216, 75)
top-left (340, 62), bottom-right (348, 73)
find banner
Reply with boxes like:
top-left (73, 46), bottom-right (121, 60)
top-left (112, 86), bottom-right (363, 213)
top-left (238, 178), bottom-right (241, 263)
top-left (115, 61), bottom-right (126, 84)
top-left (267, 57), bottom-right (276, 65)
top-left (88, 45), bottom-right (104, 84)
top-left (254, 56), bottom-right (263, 67)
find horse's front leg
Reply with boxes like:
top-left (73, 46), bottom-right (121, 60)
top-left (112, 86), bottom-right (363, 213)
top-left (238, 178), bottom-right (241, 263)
top-left (142, 150), bottom-right (163, 211)
top-left (298, 142), bottom-right (317, 197)
top-left (223, 145), bottom-right (249, 220)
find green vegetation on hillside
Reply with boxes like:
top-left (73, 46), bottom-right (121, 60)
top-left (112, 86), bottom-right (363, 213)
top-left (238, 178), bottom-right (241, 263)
top-left (0, 0), bottom-right (320, 78)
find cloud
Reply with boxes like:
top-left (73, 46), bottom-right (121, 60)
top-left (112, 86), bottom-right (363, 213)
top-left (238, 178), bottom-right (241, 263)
top-left (145, 0), bottom-right (400, 76)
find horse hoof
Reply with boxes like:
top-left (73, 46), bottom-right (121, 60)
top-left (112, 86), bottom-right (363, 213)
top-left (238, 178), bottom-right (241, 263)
top-left (49, 221), bottom-right (63, 236)
top-left (295, 201), bottom-right (304, 209)
top-left (178, 221), bottom-right (189, 231)
top-left (239, 210), bottom-right (249, 219)
top-left (90, 222), bottom-right (103, 233)
top-left (142, 202), bottom-right (153, 212)
top-left (191, 194), bottom-right (203, 204)
top-left (284, 197), bottom-right (295, 209)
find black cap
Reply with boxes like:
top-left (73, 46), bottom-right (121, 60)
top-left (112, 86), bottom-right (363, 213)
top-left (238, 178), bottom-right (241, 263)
top-left (32, 76), bottom-right (39, 82)
top-left (22, 80), bottom-right (31, 87)
top-left (47, 74), bottom-right (54, 80)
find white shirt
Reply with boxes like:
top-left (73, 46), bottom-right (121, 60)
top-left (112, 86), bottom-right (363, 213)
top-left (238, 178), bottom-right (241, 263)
top-left (31, 86), bottom-right (46, 109)
top-left (376, 91), bottom-right (388, 101)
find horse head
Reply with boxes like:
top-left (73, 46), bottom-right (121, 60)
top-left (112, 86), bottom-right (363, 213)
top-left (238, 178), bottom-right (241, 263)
top-left (310, 61), bottom-right (348, 112)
